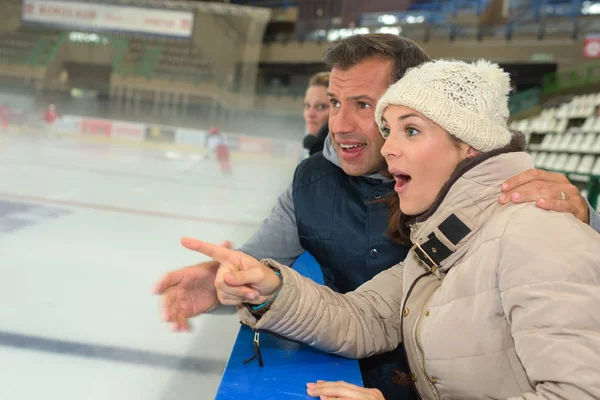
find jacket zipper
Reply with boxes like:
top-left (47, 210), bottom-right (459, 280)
top-left (414, 291), bottom-right (441, 399)
top-left (241, 321), bottom-right (264, 367)
top-left (400, 271), bottom-right (433, 398)
top-left (243, 323), bottom-right (306, 344)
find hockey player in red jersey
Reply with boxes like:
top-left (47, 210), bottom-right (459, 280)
top-left (206, 126), bottom-right (231, 175)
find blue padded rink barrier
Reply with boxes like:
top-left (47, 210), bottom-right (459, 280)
top-left (215, 252), bottom-right (363, 399)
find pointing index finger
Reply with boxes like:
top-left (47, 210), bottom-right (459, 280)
top-left (181, 237), bottom-right (233, 263)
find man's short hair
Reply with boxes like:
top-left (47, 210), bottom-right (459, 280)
top-left (323, 34), bottom-right (430, 84)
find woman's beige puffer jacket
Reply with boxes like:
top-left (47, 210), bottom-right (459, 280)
top-left (239, 151), bottom-right (600, 400)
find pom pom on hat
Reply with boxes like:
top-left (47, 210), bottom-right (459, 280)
top-left (474, 60), bottom-right (511, 94)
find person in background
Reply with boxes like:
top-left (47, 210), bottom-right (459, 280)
top-left (44, 104), bottom-right (59, 125)
top-left (302, 72), bottom-right (330, 156)
top-left (43, 103), bottom-right (60, 135)
top-left (205, 126), bottom-right (231, 175)
top-left (0, 104), bottom-right (11, 132)
top-left (216, 138), bottom-right (232, 176)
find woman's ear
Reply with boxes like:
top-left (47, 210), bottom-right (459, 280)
top-left (456, 142), bottom-right (479, 159)
top-left (465, 146), bottom-right (480, 158)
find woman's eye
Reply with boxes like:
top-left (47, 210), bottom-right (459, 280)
top-left (381, 127), bottom-right (390, 138)
top-left (406, 127), bottom-right (420, 137)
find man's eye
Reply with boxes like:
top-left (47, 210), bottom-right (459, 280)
top-left (358, 102), bottom-right (371, 109)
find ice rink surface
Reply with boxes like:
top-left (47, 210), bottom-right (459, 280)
top-left (0, 131), bottom-right (300, 400)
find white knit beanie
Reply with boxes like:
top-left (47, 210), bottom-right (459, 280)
top-left (375, 59), bottom-right (512, 152)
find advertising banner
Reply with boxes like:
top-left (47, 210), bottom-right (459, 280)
top-left (584, 34), bottom-right (600, 58)
top-left (145, 125), bottom-right (176, 143)
top-left (112, 121), bottom-right (145, 141)
top-left (175, 128), bottom-right (208, 147)
top-left (81, 118), bottom-right (112, 136)
top-left (238, 135), bottom-right (274, 154)
top-left (22, 0), bottom-right (194, 38)
top-left (54, 114), bottom-right (82, 133)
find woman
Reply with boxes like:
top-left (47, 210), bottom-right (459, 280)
top-left (184, 60), bottom-right (600, 399)
top-left (302, 72), bottom-right (330, 156)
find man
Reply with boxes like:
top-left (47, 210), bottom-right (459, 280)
top-left (154, 34), bottom-right (600, 398)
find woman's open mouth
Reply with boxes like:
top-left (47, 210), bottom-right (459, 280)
top-left (390, 169), bottom-right (412, 193)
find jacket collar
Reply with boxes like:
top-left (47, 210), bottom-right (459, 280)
top-left (322, 135), bottom-right (394, 182)
top-left (409, 151), bottom-right (533, 273)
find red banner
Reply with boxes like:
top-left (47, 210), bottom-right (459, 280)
top-left (584, 35), bottom-right (600, 58)
top-left (112, 121), bottom-right (145, 141)
top-left (81, 118), bottom-right (112, 136)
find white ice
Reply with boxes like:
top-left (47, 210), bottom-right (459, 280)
top-left (0, 131), bottom-right (300, 400)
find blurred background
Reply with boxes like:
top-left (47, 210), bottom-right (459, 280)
top-left (1, 0), bottom-right (600, 138)
top-left (0, 0), bottom-right (599, 399)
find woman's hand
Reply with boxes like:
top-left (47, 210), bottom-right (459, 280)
top-left (181, 237), bottom-right (282, 306)
top-left (306, 381), bottom-right (385, 400)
